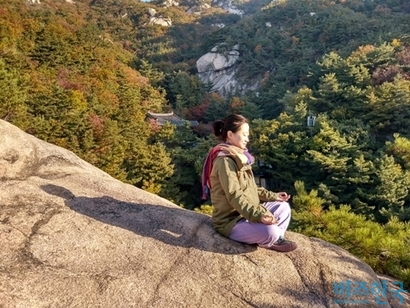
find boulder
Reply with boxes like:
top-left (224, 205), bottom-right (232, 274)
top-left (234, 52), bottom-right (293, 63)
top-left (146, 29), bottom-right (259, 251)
top-left (0, 119), bottom-right (408, 307)
top-left (213, 0), bottom-right (244, 17)
top-left (162, 0), bottom-right (179, 8)
top-left (186, 4), bottom-right (211, 15)
top-left (196, 46), bottom-right (243, 96)
top-left (147, 8), bottom-right (172, 27)
top-left (149, 17), bottom-right (172, 27)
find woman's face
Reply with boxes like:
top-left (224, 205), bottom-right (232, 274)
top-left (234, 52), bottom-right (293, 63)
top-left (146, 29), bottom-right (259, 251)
top-left (227, 123), bottom-right (249, 150)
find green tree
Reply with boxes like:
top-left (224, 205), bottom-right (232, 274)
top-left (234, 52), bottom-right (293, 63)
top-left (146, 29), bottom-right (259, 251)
top-left (27, 83), bottom-right (90, 149)
top-left (135, 59), bottom-right (165, 86)
top-left (113, 70), bottom-right (173, 193)
top-left (0, 59), bottom-right (29, 128)
top-left (203, 94), bottom-right (229, 122)
top-left (157, 122), bottom-right (216, 208)
top-left (251, 116), bottom-right (310, 192)
top-left (164, 71), bottom-right (205, 117)
top-left (385, 134), bottom-right (410, 169)
top-left (365, 76), bottom-right (410, 138)
top-left (371, 155), bottom-right (410, 222)
top-left (31, 22), bottom-right (74, 67)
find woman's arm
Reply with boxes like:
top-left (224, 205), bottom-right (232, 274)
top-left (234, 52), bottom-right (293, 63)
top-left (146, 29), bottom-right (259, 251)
top-left (257, 186), bottom-right (278, 202)
top-left (258, 187), bottom-right (291, 202)
top-left (216, 157), bottom-right (268, 222)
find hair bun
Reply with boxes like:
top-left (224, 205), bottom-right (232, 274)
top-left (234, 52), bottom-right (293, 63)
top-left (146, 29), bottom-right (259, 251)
top-left (219, 121), bottom-right (224, 132)
top-left (212, 120), bottom-right (225, 138)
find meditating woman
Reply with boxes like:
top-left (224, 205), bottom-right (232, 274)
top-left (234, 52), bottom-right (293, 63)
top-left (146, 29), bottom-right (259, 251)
top-left (202, 114), bottom-right (297, 252)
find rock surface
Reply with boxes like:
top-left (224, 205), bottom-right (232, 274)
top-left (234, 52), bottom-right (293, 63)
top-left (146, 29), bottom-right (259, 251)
top-left (0, 119), bottom-right (408, 308)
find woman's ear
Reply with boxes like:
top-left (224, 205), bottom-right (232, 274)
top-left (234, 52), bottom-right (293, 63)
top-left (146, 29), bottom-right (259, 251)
top-left (226, 130), bottom-right (233, 141)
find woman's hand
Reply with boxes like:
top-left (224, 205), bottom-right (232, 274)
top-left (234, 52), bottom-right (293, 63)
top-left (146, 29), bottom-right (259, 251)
top-left (261, 212), bottom-right (278, 225)
top-left (276, 191), bottom-right (291, 202)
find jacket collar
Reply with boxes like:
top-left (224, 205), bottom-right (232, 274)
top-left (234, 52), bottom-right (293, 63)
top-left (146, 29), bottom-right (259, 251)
top-left (216, 143), bottom-right (254, 169)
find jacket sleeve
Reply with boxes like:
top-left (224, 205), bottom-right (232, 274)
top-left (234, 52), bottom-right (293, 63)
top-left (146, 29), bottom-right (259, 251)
top-left (217, 157), bottom-right (268, 222)
top-left (257, 187), bottom-right (278, 201)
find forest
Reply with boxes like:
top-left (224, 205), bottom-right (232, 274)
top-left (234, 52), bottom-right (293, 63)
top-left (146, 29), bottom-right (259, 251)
top-left (1, 0), bottom-right (409, 288)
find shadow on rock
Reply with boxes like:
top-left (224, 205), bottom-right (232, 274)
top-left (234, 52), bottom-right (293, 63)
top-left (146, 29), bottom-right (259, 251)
top-left (41, 184), bottom-right (257, 255)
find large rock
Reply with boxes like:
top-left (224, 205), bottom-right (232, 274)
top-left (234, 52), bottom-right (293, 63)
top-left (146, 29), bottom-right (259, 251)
top-left (147, 8), bottom-right (172, 27)
top-left (196, 45), bottom-right (259, 96)
top-left (213, 0), bottom-right (244, 17)
top-left (196, 45), bottom-right (242, 96)
top-left (0, 119), bottom-right (408, 307)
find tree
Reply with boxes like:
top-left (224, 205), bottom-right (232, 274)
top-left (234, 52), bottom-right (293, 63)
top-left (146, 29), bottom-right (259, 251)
top-left (251, 115), bottom-right (310, 192)
top-left (365, 76), bottom-right (410, 138)
top-left (0, 59), bottom-right (29, 128)
top-left (156, 122), bottom-right (216, 208)
top-left (113, 69), bottom-right (173, 193)
top-left (164, 71), bottom-right (205, 118)
top-left (135, 59), bottom-right (165, 86)
top-left (385, 134), bottom-right (410, 169)
top-left (371, 155), bottom-right (410, 222)
top-left (203, 94), bottom-right (229, 122)
top-left (31, 22), bottom-right (75, 67)
top-left (306, 118), bottom-right (360, 202)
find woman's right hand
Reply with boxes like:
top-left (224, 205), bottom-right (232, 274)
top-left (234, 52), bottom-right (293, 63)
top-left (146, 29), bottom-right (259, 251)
top-left (261, 212), bottom-right (278, 225)
top-left (276, 192), bottom-right (291, 201)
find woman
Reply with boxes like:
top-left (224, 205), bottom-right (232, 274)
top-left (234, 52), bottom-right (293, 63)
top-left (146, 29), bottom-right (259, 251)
top-left (202, 114), bottom-right (297, 252)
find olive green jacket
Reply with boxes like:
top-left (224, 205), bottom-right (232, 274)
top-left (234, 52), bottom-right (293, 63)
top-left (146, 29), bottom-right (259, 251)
top-left (209, 147), bottom-right (278, 237)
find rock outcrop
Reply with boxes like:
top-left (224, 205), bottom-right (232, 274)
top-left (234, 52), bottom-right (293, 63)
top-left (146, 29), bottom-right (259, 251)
top-left (148, 8), bottom-right (172, 27)
top-left (196, 45), bottom-right (260, 96)
top-left (196, 45), bottom-right (242, 96)
top-left (213, 0), bottom-right (244, 17)
top-left (0, 119), bottom-right (408, 307)
top-left (186, 4), bottom-right (211, 15)
top-left (162, 0), bottom-right (179, 8)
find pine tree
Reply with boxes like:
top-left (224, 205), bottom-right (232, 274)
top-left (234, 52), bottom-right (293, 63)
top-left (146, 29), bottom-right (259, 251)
top-left (113, 70), bottom-right (173, 193)
top-left (306, 119), bottom-right (354, 189)
top-left (365, 76), bottom-right (410, 138)
top-left (203, 95), bottom-right (229, 122)
top-left (157, 123), bottom-right (215, 208)
top-left (0, 59), bottom-right (29, 128)
top-left (251, 114), bottom-right (310, 192)
top-left (371, 155), bottom-right (410, 222)
top-left (385, 134), bottom-right (410, 169)
top-left (164, 71), bottom-right (204, 118)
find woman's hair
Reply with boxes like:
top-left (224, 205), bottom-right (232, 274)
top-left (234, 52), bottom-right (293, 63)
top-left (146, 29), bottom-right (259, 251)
top-left (212, 114), bottom-right (249, 141)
